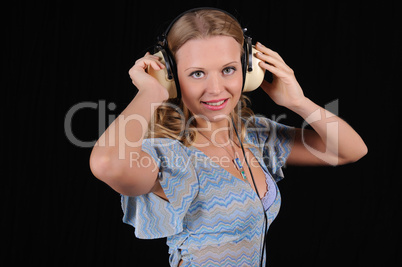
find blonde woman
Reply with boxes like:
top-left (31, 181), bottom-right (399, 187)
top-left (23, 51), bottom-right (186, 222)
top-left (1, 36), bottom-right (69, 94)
top-left (90, 8), bottom-right (367, 266)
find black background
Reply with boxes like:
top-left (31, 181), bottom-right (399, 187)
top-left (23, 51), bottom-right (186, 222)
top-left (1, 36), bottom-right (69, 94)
top-left (5, 0), bottom-right (401, 266)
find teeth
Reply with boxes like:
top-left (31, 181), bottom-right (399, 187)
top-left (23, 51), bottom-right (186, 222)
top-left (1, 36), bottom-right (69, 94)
top-left (205, 100), bottom-right (225, 106)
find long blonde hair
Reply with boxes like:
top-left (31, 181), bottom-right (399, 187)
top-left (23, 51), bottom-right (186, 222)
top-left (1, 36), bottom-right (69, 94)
top-left (146, 9), bottom-right (255, 146)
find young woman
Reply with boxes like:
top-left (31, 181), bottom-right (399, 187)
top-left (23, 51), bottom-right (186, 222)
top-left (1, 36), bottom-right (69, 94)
top-left (90, 8), bottom-right (367, 266)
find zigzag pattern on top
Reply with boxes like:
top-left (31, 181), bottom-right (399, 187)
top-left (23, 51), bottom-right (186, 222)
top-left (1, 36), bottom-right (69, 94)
top-left (121, 117), bottom-right (295, 266)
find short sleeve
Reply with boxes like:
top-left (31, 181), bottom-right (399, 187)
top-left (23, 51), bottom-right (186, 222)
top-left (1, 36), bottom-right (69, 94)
top-left (247, 116), bottom-right (295, 182)
top-left (121, 138), bottom-right (199, 239)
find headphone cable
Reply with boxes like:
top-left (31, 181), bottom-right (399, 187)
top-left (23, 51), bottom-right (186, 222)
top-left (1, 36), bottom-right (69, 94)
top-left (231, 117), bottom-right (268, 267)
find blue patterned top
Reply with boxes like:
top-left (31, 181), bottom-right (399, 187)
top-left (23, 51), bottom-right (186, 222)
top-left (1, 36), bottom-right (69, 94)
top-left (121, 116), bottom-right (295, 266)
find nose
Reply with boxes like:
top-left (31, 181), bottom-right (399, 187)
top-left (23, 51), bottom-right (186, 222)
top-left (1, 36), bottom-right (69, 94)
top-left (206, 73), bottom-right (224, 95)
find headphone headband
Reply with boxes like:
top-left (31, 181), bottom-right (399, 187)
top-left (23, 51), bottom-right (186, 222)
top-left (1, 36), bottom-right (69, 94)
top-left (158, 7), bottom-right (244, 48)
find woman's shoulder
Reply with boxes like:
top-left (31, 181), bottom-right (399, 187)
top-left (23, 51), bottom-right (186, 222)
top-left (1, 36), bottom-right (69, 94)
top-left (244, 115), bottom-right (279, 130)
top-left (245, 115), bottom-right (295, 137)
top-left (244, 115), bottom-right (295, 158)
top-left (244, 115), bottom-right (276, 144)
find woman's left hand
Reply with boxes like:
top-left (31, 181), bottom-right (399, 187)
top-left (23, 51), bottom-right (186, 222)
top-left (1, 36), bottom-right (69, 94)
top-left (255, 42), bottom-right (368, 166)
top-left (255, 42), bottom-right (306, 109)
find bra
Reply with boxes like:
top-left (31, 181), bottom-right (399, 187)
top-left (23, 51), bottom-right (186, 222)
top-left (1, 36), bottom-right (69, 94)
top-left (261, 168), bottom-right (278, 211)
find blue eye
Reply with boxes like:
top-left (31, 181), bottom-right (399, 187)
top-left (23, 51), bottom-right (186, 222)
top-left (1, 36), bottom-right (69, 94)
top-left (190, 71), bottom-right (205, 79)
top-left (223, 67), bottom-right (236, 75)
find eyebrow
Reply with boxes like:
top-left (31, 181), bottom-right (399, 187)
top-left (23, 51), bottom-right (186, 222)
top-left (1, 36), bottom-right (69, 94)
top-left (184, 61), bottom-right (240, 72)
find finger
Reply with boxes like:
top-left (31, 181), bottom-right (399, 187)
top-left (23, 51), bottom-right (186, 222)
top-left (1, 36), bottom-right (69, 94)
top-left (135, 57), bottom-right (165, 70)
top-left (145, 58), bottom-right (164, 69)
top-left (144, 54), bottom-right (165, 68)
top-left (257, 53), bottom-right (292, 75)
top-left (256, 52), bottom-right (282, 67)
top-left (259, 61), bottom-right (289, 78)
top-left (255, 42), bottom-right (285, 62)
top-left (149, 60), bottom-right (165, 70)
top-left (145, 53), bottom-right (162, 60)
top-left (257, 54), bottom-right (289, 74)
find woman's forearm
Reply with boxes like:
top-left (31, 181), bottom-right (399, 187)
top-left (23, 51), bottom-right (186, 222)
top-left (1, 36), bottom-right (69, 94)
top-left (290, 97), bottom-right (368, 165)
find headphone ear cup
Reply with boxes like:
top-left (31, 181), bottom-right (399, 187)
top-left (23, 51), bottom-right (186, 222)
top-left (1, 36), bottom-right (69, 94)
top-left (243, 46), bottom-right (266, 92)
top-left (147, 50), bottom-right (178, 98)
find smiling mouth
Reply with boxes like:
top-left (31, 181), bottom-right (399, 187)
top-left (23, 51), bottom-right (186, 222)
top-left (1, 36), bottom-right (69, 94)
top-left (201, 99), bottom-right (228, 106)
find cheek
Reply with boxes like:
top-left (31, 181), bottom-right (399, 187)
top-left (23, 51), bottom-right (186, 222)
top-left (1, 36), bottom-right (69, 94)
top-left (181, 90), bottom-right (196, 109)
top-left (228, 73), bottom-right (244, 96)
top-left (177, 70), bottom-right (197, 94)
top-left (179, 81), bottom-right (201, 113)
top-left (180, 79), bottom-right (199, 99)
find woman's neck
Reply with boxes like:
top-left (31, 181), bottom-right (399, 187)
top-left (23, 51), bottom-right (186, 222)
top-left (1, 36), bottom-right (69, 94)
top-left (194, 117), bottom-right (236, 147)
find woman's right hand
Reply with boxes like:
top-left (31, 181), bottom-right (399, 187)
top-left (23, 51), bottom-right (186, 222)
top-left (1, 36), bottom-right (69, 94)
top-left (128, 52), bottom-right (169, 100)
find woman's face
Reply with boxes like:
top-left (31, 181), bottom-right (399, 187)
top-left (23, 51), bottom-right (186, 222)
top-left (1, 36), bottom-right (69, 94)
top-left (175, 36), bottom-right (243, 125)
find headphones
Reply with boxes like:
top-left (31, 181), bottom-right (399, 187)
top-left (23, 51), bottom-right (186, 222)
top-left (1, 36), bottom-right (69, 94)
top-left (147, 7), bottom-right (265, 98)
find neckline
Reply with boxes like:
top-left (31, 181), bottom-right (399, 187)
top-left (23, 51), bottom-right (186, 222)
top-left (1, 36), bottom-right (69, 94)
top-left (196, 130), bottom-right (248, 181)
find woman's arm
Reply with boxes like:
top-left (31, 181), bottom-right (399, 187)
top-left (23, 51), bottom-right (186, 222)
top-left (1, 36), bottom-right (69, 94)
top-left (286, 98), bottom-right (368, 165)
top-left (89, 53), bottom-right (168, 195)
top-left (255, 42), bottom-right (367, 166)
